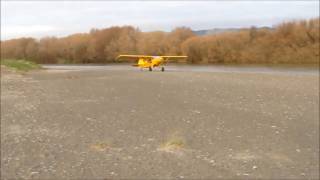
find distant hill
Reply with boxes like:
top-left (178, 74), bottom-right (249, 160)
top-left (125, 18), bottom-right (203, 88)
top-left (193, 27), bottom-right (274, 36)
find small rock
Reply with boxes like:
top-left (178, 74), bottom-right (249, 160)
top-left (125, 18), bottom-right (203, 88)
top-left (296, 149), bottom-right (301, 153)
top-left (30, 171), bottom-right (39, 176)
top-left (193, 110), bottom-right (201, 114)
top-left (252, 165), bottom-right (258, 170)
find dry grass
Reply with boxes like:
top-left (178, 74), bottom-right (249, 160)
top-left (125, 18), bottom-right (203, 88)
top-left (90, 143), bottom-right (110, 151)
top-left (159, 136), bottom-right (185, 154)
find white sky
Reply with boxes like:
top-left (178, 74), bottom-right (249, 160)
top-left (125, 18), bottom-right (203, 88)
top-left (1, 1), bottom-right (319, 40)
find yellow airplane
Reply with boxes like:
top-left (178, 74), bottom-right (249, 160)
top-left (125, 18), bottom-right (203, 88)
top-left (116, 55), bottom-right (188, 71)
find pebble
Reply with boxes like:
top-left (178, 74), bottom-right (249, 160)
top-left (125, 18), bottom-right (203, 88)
top-left (30, 171), bottom-right (39, 176)
top-left (193, 110), bottom-right (201, 114)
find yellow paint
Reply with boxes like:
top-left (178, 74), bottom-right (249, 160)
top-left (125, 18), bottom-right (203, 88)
top-left (117, 55), bottom-right (187, 71)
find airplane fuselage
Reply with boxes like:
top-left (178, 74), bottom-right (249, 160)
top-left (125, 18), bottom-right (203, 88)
top-left (136, 57), bottom-right (164, 70)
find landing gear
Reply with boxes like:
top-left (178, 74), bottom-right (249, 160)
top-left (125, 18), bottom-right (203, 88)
top-left (161, 67), bottom-right (165, 72)
top-left (149, 67), bottom-right (153, 71)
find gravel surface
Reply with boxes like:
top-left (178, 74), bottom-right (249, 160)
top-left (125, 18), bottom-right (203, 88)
top-left (1, 65), bottom-right (319, 179)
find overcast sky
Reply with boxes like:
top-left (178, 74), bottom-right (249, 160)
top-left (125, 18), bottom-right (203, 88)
top-left (1, 1), bottom-right (319, 40)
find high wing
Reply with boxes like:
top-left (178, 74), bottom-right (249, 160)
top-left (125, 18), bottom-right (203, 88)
top-left (160, 56), bottom-right (188, 62)
top-left (116, 55), bottom-right (154, 61)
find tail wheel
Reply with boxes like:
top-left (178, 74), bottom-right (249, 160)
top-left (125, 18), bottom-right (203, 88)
top-left (161, 67), bottom-right (165, 72)
top-left (149, 67), bottom-right (153, 71)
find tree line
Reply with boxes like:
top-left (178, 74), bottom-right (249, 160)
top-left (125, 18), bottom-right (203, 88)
top-left (1, 18), bottom-right (319, 64)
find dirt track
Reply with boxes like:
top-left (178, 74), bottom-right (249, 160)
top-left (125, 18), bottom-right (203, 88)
top-left (1, 65), bottom-right (319, 179)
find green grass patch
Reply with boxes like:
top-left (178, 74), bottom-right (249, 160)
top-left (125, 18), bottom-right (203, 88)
top-left (1, 59), bottom-right (41, 71)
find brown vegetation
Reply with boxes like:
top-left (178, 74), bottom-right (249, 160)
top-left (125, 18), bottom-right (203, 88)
top-left (1, 18), bottom-right (319, 64)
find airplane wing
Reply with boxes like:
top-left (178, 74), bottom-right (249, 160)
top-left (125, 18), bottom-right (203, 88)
top-left (116, 55), bottom-right (154, 61)
top-left (160, 56), bottom-right (188, 62)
